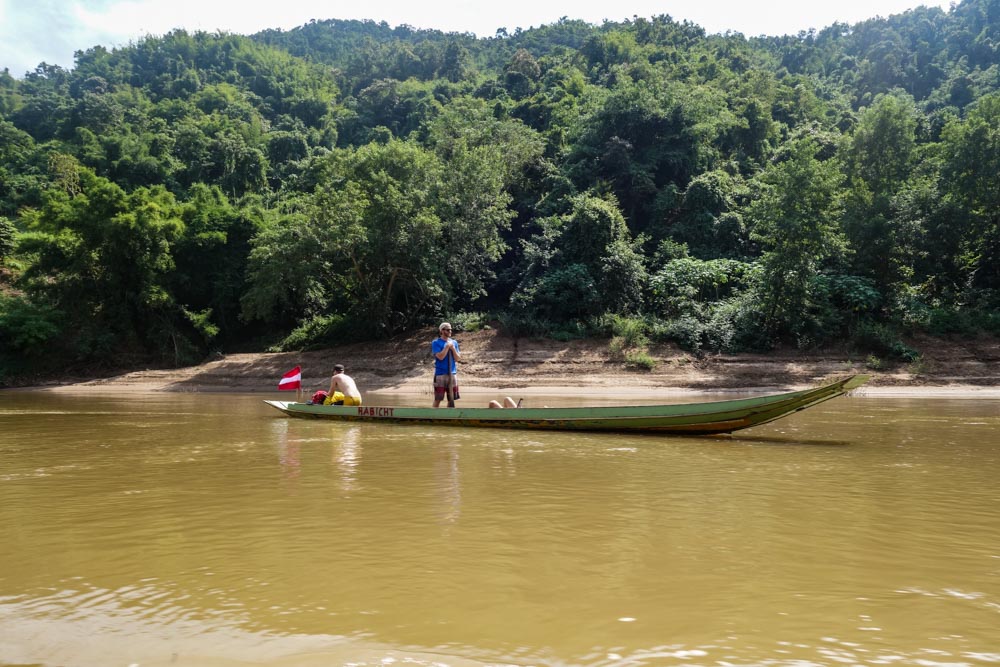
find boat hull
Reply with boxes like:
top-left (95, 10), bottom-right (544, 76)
top-left (264, 375), bottom-right (869, 435)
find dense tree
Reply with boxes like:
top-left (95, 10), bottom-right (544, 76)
top-left (245, 136), bottom-right (522, 336)
top-left (939, 92), bottom-right (1000, 293)
top-left (514, 193), bottom-right (646, 319)
top-left (841, 92), bottom-right (921, 294)
top-left (669, 169), bottom-right (748, 259)
top-left (4, 0), bottom-right (1000, 380)
top-left (746, 136), bottom-right (846, 339)
top-left (0, 216), bottom-right (15, 262)
top-left (17, 167), bottom-right (186, 360)
top-left (0, 120), bottom-right (41, 215)
top-left (172, 184), bottom-right (260, 340)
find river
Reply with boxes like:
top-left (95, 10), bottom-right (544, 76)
top-left (1, 389), bottom-right (998, 666)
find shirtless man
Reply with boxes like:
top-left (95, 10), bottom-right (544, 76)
top-left (326, 364), bottom-right (362, 406)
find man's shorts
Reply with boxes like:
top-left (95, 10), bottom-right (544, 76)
top-left (433, 374), bottom-right (460, 402)
top-left (324, 391), bottom-right (362, 406)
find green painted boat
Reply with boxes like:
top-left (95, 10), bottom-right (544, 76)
top-left (264, 374), bottom-right (869, 435)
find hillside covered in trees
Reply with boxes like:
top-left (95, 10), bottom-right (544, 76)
top-left (2, 0), bottom-right (1000, 382)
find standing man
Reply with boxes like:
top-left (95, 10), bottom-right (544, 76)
top-left (326, 364), bottom-right (363, 406)
top-left (432, 322), bottom-right (461, 407)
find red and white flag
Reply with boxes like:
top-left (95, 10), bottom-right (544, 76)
top-left (278, 366), bottom-right (301, 391)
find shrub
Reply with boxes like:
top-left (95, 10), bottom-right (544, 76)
top-left (908, 355), bottom-right (931, 375)
top-left (608, 336), bottom-right (626, 360)
top-left (593, 314), bottom-right (648, 347)
top-left (0, 295), bottom-right (62, 354)
top-left (925, 307), bottom-right (976, 336)
top-left (656, 315), bottom-right (706, 352)
top-left (649, 257), bottom-right (754, 317)
top-left (616, 316), bottom-right (648, 348)
top-left (272, 314), bottom-right (349, 351)
top-left (550, 320), bottom-right (587, 341)
top-left (182, 308), bottom-right (220, 347)
top-left (704, 303), bottom-right (739, 351)
top-left (449, 311), bottom-right (491, 333)
top-left (644, 295), bottom-right (761, 353)
top-left (895, 342), bottom-right (920, 362)
top-left (894, 288), bottom-right (933, 331)
top-left (852, 320), bottom-right (896, 353)
top-left (981, 311), bottom-right (1000, 335)
top-left (625, 349), bottom-right (656, 370)
top-left (496, 312), bottom-right (550, 339)
top-left (851, 319), bottom-right (919, 361)
top-left (73, 328), bottom-right (119, 363)
top-left (510, 264), bottom-right (601, 320)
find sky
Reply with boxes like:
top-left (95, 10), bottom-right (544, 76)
top-left (1, 0), bottom-right (953, 78)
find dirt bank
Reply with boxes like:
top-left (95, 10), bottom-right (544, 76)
top-left (25, 328), bottom-right (1000, 398)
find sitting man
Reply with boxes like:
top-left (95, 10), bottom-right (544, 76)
top-left (488, 397), bottom-right (520, 409)
top-left (324, 364), bottom-right (363, 406)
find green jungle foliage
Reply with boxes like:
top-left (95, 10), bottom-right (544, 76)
top-left (3, 1), bottom-right (1000, 380)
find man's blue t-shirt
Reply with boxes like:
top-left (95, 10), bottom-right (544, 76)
top-left (431, 338), bottom-right (459, 375)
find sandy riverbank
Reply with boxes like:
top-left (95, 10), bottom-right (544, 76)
top-left (17, 328), bottom-right (1000, 399)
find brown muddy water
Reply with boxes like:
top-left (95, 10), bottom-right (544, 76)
top-left (1, 389), bottom-right (999, 666)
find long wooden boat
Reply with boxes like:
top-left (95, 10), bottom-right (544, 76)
top-left (264, 374), bottom-right (869, 435)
